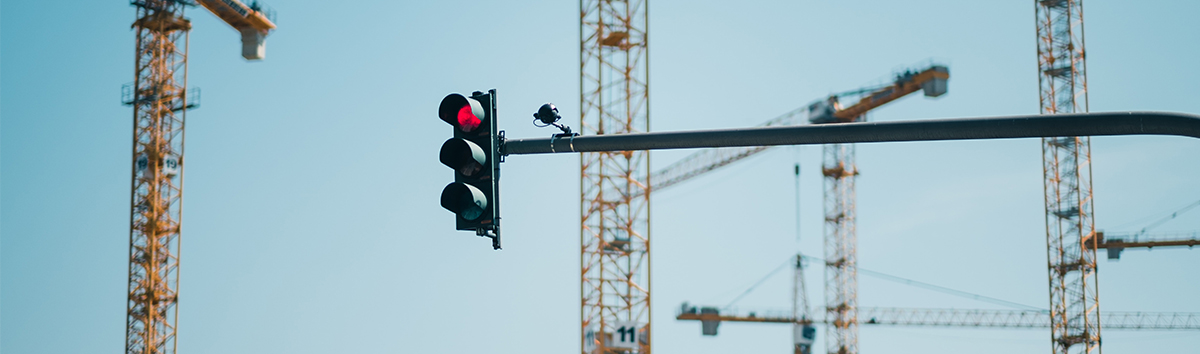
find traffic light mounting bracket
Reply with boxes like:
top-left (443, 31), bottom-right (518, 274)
top-left (475, 89), bottom-right (501, 250)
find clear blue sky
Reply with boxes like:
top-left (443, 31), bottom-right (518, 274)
top-left (3, 0), bottom-right (1198, 353)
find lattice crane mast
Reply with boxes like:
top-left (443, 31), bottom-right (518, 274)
top-left (579, 1), bottom-right (651, 353)
top-left (1033, 1), bottom-right (1098, 353)
top-left (792, 254), bottom-right (817, 354)
top-left (124, 1), bottom-right (275, 353)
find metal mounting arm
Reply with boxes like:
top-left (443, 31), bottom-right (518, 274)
top-left (502, 111), bottom-right (1200, 156)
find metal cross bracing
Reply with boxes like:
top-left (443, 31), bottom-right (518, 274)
top-left (793, 254), bottom-right (816, 354)
top-left (1035, 1), bottom-right (1099, 353)
top-left (126, 2), bottom-right (192, 352)
top-left (821, 142), bottom-right (858, 354)
top-left (580, 0), bottom-right (651, 353)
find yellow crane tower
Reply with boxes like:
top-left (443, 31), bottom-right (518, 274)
top-left (124, 1), bottom-right (274, 353)
top-left (579, 1), bottom-right (650, 353)
top-left (1033, 1), bottom-right (1098, 353)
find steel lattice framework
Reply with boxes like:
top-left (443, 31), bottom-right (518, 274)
top-left (1035, 1), bottom-right (1099, 353)
top-left (127, 1), bottom-right (193, 353)
top-left (677, 307), bottom-right (1200, 330)
top-left (580, 0), bottom-right (650, 353)
top-left (821, 143), bottom-right (858, 354)
top-left (793, 254), bottom-right (814, 354)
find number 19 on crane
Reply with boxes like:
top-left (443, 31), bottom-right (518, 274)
top-left (438, 90), bottom-right (501, 249)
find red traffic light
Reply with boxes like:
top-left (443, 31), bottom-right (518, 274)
top-left (439, 93), bottom-right (485, 132)
top-left (440, 138), bottom-right (487, 177)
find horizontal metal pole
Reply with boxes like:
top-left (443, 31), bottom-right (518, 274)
top-left (502, 111), bottom-right (1200, 155)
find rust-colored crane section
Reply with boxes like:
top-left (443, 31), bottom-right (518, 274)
top-left (675, 307), bottom-right (1200, 330)
top-left (677, 310), bottom-right (798, 324)
top-left (1094, 231), bottom-right (1200, 260)
top-left (1096, 232), bottom-right (1200, 249)
top-left (195, 0), bottom-right (276, 31)
top-left (828, 66), bottom-right (949, 123)
top-left (194, 0), bottom-right (276, 60)
top-left (646, 64), bottom-right (949, 195)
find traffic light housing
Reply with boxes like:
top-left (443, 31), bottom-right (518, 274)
top-left (438, 90), bottom-right (501, 249)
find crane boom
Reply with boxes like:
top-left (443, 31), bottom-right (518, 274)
top-left (676, 306), bottom-right (1200, 331)
top-left (195, 0), bottom-right (277, 59)
top-left (646, 64), bottom-right (949, 194)
top-left (1096, 231), bottom-right (1200, 260)
top-left (823, 66), bottom-right (949, 123)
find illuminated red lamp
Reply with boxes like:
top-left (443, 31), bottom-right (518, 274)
top-left (439, 93), bottom-right (485, 132)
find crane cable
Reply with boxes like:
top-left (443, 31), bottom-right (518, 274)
top-left (797, 254), bottom-right (1045, 311)
top-left (722, 258), bottom-right (793, 311)
top-left (725, 149), bottom-right (1047, 312)
top-left (721, 253), bottom-right (1047, 311)
top-left (1129, 199), bottom-right (1200, 242)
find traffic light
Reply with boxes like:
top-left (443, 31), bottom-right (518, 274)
top-left (438, 90), bottom-right (501, 249)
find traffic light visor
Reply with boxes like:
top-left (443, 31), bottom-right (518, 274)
top-left (439, 138), bottom-right (487, 177)
top-left (439, 93), bottom-right (485, 132)
top-left (440, 182), bottom-right (488, 220)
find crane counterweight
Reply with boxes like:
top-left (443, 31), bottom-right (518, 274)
top-left (195, 0), bottom-right (277, 60)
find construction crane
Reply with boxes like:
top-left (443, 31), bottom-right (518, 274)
top-left (639, 64), bottom-right (947, 354)
top-left (579, 1), bottom-right (651, 353)
top-left (124, 1), bottom-right (274, 353)
top-left (676, 255), bottom-right (1200, 350)
top-left (1034, 1), bottom-right (1099, 353)
top-left (814, 64), bottom-right (947, 354)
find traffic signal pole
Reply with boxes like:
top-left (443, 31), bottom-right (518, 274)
top-left (502, 111), bottom-right (1200, 156)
